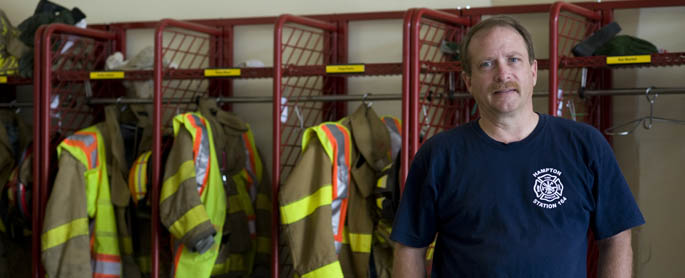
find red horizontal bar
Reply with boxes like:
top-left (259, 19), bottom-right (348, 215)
top-left (462, 3), bottom-right (552, 15)
top-left (156, 18), bottom-right (222, 36)
top-left (2, 76), bottom-right (32, 85)
top-left (90, 1), bottom-right (685, 31)
top-left (43, 23), bottom-right (116, 41)
top-left (103, 10), bottom-right (464, 30)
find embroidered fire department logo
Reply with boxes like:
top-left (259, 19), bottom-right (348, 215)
top-left (534, 173), bottom-right (563, 202)
top-left (532, 168), bottom-right (567, 209)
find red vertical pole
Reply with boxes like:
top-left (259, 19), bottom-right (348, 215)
top-left (600, 8), bottom-right (614, 145)
top-left (400, 9), bottom-right (414, 194)
top-left (272, 15), bottom-right (287, 278)
top-left (336, 20), bottom-right (348, 119)
top-left (224, 25), bottom-right (235, 110)
top-left (410, 10), bottom-right (421, 164)
top-left (151, 21), bottom-right (167, 278)
top-left (32, 25), bottom-right (45, 278)
top-left (549, 3), bottom-right (561, 116)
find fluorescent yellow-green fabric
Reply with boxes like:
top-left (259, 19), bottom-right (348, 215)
top-left (280, 185), bottom-right (333, 225)
top-left (54, 126), bottom-right (121, 275)
top-left (129, 151), bottom-right (151, 205)
top-left (256, 193), bottom-right (271, 212)
top-left (169, 112), bottom-right (226, 278)
top-left (230, 175), bottom-right (256, 221)
top-left (302, 123), bottom-right (337, 163)
top-left (257, 236), bottom-right (271, 254)
top-left (160, 160), bottom-right (195, 204)
top-left (170, 205), bottom-right (212, 238)
top-left (41, 218), bottom-right (89, 250)
top-left (344, 230), bottom-right (372, 253)
top-left (301, 261), bottom-right (344, 278)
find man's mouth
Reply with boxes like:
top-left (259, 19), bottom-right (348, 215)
top-left (493, 88), bottom-right (518, 94)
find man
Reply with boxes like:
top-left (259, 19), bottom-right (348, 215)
top-left (390, 15), bottom-right (644, 277)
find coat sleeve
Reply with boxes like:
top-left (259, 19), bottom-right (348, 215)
top-left (279, 139), bottom-right (342, 277)
top-left (41, 152), bottom-right (92, 278)
top-left (160, 128), bottom-right (217, 253)
top-left (253, 149), bottom-right (272, 275)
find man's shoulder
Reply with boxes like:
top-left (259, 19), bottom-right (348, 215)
top-left (544, 114), bottom-right (603, 138)
top-left (412, 122), bottom-right (475, 164)
top-left (542, 115), bottom-right (610, 155)
top-left (422, 122), bottom-right (475, 148)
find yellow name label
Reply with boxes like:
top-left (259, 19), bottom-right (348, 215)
top-left (204, 68), bottom-right (241, 77)
top-left (0, 76), bottom-right (6, 84)
top-left (326, 64), bottom-right (365, 74)
top-left (606, 55), bottom-right (651, 65)
top-left (90, 71), bottom-right (125, 79)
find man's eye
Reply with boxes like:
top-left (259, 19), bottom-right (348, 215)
top-left (479, 61), bottom-right (493, 68)
top-left (509, 57), bottom-right (521, 63)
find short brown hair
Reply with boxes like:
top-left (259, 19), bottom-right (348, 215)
top-left (459, 15), bottom-right (535, 75)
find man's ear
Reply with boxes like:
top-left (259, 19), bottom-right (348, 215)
top-left (462, 71), bottom-right (472, 94)
top-left (531, 59), bottom-right (538, 87)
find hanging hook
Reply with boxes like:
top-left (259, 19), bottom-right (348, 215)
top-left (362, 93), bottom-right (372, 108)
top-left (294, 104), bottom-right (304, 130)
top-left (643, 86), bottom-right (656, 129)
top-left (116, 96), bottom-right (128, 112)
top-left (566, 99), bottom-right (577, 122)
top-left (9, 100), bottom-right (20, 114)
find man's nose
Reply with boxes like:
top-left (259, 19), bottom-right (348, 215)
top-left (494, 63), bottom-right (511, 82)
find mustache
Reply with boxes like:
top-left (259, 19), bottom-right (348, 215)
top-left (489, 81), bottom-right (520, 92)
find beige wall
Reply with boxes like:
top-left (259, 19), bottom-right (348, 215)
top-left (5, 0), bottom-right (685, 277)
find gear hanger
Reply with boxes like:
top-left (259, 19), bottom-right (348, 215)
top-left (604, 87), bottom-right (685, 136)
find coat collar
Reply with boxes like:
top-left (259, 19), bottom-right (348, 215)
top-left (345, 104), bottom-right (392, 172)
top-left (197, 98), bottom-right (248, 135)
top-left (197, 98), bottom-right (249, 175)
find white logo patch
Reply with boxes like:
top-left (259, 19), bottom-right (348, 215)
top-left (532, 168), bottom-right (567, 209)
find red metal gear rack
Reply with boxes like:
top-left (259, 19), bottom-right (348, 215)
top-left (549, 4), bottom-right (605, 277)
top-left (151, 19), bottom-right (227, 278)
top-left (549, 2), bottom-right (685, 277)
top-left (272, 13), bottom-right (416, 278)
top-left (35, 23), bottom-right (121, 278)
top-left (272, 15), bottom-right (342, 278)
top-left (403, 8), bottom-right (471, 193)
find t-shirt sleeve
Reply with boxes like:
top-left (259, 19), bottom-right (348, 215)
top-left (390, 145), bottom-right (438, 248)
top-left (591, 130), bottom-right (645, 240)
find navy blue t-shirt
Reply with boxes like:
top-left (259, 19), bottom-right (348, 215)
top-left (390, 114), bottom-right (645, 278)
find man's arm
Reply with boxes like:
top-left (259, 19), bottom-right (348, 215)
top-left (393, 242), bottom-right (427, 278)
top-left (598, 229), bottom-right (633, 278)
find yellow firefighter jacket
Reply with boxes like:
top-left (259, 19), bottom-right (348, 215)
top-left (160, 112), bottom-right (226, 278)
top-left (42, 106), bottom-right (145, 278)
top-left (279, 104), bottom-right (394, 277)
top-left (195, 99), bottom-right (272, 278)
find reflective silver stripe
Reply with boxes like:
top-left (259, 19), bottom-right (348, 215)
top-left (325, 124), bottom-right (349, 199)
top-left (248, 219), bottom-right (256, 235)
top-left (67, 133), bottom-right (98, 169)
top-left (241, 136), bottom-right (259, 201)
top-left (322, 124), bottom-right (350, 254)
top-left (190, 115), bottom-right (210, 193)
top-left (382, 117), bottom-right (402, 161)
top-left (92, 260), bottom-right (122, 276)
top-left (334, 241), bottom-right (343, 253)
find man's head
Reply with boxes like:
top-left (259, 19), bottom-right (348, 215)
top-left (460, 16), bottom-right (538, 118)
top-left (460, 15), bottom-right (535, 76)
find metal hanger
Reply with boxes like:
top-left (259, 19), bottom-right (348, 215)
top-left (604, 87), bottom-right (685, 136)
top-left (362, 93), bottom-right (373, 108)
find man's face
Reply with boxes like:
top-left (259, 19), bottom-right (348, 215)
top-left (462, 26), bottom-right (538, 118)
